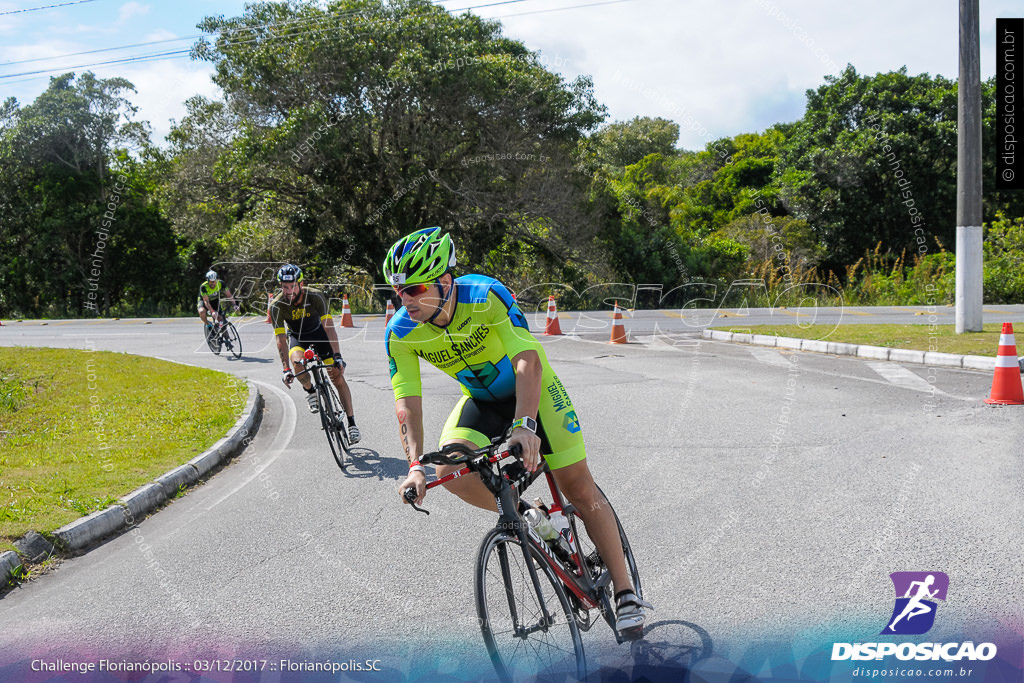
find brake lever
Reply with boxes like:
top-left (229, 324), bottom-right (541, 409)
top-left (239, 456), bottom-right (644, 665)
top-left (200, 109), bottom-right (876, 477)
top-left (404, 487), bottom-right (429, 515)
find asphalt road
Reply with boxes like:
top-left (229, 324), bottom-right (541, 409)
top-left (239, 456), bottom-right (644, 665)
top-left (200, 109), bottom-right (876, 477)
top-left (0, 311), bottom-right (1021, 681)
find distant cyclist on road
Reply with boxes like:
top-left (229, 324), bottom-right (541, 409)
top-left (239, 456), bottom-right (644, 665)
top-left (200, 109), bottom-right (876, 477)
top-left (198, 270), bottom-right (239, 330)
top-left (269, 264), bottom-right (360, 444)
top-left (384, 227), bottom-right (651, 638)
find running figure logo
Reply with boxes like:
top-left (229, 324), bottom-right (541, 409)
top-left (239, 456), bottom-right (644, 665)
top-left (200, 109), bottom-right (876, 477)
top-left (881, 572), bottom-right (949, 635)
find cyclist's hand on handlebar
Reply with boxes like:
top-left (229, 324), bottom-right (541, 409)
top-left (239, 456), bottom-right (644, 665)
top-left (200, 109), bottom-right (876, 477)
top-left (508, 428), bottom-right (542, 473)
top-left (282, 369), bottom-right (294, 388)
top-left (399, 470), bottom-right (426, 506)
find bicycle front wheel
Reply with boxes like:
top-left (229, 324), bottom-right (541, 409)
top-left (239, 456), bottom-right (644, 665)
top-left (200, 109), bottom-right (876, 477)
top-left (475, 528), bottom-right (586, 682)
top-left (202, 324), bottom-right (218, 354)
top-left (316, 378), bottom-right (347, 470)
top-left (224, 322), bottom-right (242, 359)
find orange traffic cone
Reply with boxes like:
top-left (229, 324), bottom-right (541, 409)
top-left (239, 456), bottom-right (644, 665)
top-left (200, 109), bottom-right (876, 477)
top-left (985, 322), bottom-right (1023, 405)
top-left (544, 296), bottom-right (563, 336)
top-left (609, 301), bottom-right (627, 344)
top-left (384, 298), bottom-right (395, 325)
top-left (340, 294), bottom-right (355, 328)
top-left (264, 292), bottom-right (273, 324)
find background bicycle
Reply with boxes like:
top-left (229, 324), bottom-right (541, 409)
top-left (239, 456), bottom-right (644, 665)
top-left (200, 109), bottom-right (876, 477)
top-left (203, 309), bottom-right (242, 359)
top-left (405, 438), bottom-right (644, 682)
top-left (296, 349), bottom-right (350, 470)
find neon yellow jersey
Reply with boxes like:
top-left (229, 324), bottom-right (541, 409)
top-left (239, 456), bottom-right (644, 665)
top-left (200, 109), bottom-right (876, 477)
top-left (199, 280), bottom-right (223, 302)
top-left (385, 275), bottom-right (547, 401)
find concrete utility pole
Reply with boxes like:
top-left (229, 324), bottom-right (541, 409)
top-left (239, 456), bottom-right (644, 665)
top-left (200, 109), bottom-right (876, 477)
top-left (956, 0), bottom-right (983, 333)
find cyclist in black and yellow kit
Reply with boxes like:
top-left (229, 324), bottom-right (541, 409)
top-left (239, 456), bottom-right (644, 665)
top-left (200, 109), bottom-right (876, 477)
top-left (269, 264), bottom-right (360, 444)
top-left (385, 227), bottom-right (651, 638)
top-left (198, 270), bottom-right (239, 330)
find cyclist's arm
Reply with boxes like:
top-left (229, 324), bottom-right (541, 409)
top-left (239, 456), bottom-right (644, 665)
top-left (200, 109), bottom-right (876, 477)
top-left (275, 332), bottom-right (291, 369)
top-left (511, 349), bottom-right (542, 422)
top-left (223, 287), bottom-right (237, 306)
top-left (270, 303), bottom-right (291, 368)
top-left (394, 395), bottom-right (425, 464)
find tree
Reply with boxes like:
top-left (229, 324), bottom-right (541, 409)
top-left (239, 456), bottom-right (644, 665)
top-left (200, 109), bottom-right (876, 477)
top-left (777, 66), bottom-right (959, 270)
top-left (590, 116), bottom-right (679, 169)
top-left (181, 0), bottom-right (607, 286)
top-left (0, 73), bottom-right (183, 317)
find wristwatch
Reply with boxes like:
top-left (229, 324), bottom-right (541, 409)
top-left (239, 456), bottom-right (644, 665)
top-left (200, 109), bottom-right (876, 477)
top-left (509, 416), bottom-right (538, 434)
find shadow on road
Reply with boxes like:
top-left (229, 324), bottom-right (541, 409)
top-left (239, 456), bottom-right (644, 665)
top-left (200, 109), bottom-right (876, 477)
top-left (341, 447), bottom-right (408, 481)
top-left (592, 618), bottom-right (756, 682)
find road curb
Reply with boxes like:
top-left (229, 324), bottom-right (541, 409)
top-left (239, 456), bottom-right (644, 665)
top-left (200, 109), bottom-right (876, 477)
top-left (1, 551), bottom-right (22, 587)
top-left (700, 329), bottom-right (998, 371)
top-left (4, 383), bottom-right (263, 583)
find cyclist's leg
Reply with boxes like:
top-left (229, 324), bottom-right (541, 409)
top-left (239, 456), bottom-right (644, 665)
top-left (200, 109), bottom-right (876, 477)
top-left (198, 299), bottom-right (208, 325)
top-left (549, 461), bottom-right (633, 596)
top-left (539, 372), bottom-right (636, 598)
top-left (324, 356), bottom-right (354, 417)
top-left (287, 341), bottom-right (314, 391)
top-left (436, 396), bottom-right (504, 512)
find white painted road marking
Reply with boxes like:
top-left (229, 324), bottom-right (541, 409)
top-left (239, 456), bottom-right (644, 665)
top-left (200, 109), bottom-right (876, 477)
top-left (749, 347), bottom-right (796, 368)
top-left (866, 362), bottom-right (936, 393)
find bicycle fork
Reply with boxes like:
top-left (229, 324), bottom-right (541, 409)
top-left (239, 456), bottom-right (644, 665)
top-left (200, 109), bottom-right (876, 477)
top-left (494, 484), bottom-right (560, 638)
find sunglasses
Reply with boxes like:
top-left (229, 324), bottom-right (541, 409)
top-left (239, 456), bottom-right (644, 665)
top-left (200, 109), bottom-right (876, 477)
top-left (393, 281), bottom-right (435, 298)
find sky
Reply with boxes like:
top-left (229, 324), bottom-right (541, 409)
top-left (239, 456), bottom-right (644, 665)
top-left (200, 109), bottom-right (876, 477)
top-left (0, 0), bottom-right (1020, 150)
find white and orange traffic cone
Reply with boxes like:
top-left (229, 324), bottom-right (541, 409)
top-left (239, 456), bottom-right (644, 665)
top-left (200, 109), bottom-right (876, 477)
top-left (340, 294), bottom-right (355, 328)
top-left (544, 296), bottom-right (562, 336)
top-left (609, 301), bottom-right (627, 344)
top-left (264, 292), bottom-right (273, 324)
top-left (384, 298), bottom-right (395, 325)
top-left (985, 322), bottom-right (1023, 405)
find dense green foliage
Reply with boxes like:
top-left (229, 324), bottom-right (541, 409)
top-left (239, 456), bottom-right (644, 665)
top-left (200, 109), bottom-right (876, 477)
top-left (1, 1), bottom-right (1022, 318)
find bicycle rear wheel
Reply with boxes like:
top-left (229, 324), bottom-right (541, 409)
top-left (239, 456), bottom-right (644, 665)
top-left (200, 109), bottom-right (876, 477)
top-left (315, 376), bottom-right (348, 470)
top-left (224, 322), bottom-right (242, 359)
top-left (475, 528), bottom-right (586, 682)
top-left (567, 485), bottom-right (643, 629)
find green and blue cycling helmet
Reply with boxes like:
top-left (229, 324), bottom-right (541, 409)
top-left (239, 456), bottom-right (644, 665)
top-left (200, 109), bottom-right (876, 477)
top-left (382, 227), bottom-right (456, 288)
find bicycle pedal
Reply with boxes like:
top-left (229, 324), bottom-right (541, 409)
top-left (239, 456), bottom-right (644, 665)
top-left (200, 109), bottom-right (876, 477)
top-left (617, 625), bottom-right (644, 642)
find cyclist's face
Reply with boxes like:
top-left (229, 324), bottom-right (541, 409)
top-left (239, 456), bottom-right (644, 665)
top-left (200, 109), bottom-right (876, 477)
top-left (401, 279), bottom-right (445, 322)
top-left (281, 281), bottom-right (302, 303)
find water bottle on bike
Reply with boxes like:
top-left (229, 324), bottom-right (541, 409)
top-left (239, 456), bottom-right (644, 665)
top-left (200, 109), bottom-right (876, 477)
top-left (524, 504), bottom-right (573, 562)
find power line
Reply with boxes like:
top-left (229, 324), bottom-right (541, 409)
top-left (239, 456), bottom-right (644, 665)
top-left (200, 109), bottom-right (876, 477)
top-left (0, 0), bottom-right (620, 83)
top-left (0, 0), bottom-right (458, 71)
top-left (0, 0), bottom-right (101, 16)
top-left (491, 0), bottom-right (632, 18)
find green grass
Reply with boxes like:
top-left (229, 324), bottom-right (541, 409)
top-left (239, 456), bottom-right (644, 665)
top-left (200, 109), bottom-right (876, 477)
top-left (0, 347), bottom-right (247, 553)
top-left (708, 323), bottom-right (1014, 357)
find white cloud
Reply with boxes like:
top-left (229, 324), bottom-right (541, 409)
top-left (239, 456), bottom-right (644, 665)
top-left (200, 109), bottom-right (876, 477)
top-left (465, 0), bottom-right (1022, 150)
top-left (115, 58), bottom-right (220, 144)
top-left (117, 2), bottom-right (150, 26)
top-left (144, 29), bottom-right (179, 42)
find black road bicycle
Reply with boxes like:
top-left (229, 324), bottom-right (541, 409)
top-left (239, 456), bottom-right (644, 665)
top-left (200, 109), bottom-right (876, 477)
top-left (204, 310), bottom-right (242, 359)
top-left (404, 437), bottom-right (644, 682)
top-left (295, 349), bottom-right (350, 470)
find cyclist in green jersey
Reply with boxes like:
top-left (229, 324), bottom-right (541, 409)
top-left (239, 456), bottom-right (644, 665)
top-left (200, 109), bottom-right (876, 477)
top-left (385, 227), bottom-right (651, 638)
top-left (198, 270), bottom-right (239, 329)
top-left (270, 264), bottom-right (360, 444)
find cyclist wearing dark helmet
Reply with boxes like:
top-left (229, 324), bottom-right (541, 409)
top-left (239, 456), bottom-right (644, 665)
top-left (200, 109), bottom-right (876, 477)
top-left (384, 227), bottom-right (650, 638)
top-left (270, 264), bottom-right (360, 444)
